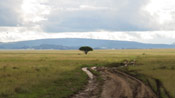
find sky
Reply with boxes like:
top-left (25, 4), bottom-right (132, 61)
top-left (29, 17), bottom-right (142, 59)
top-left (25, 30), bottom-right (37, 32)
top-left (0, 0), bottom-right (175, 44)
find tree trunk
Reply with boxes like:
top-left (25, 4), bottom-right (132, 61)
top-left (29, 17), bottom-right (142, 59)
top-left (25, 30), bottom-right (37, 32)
top-left (84, 51), bottom-right (88, 55)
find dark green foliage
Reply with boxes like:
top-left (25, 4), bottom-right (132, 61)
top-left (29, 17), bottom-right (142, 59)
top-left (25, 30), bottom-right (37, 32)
top-left (79, 46), bottom-right (93, 55)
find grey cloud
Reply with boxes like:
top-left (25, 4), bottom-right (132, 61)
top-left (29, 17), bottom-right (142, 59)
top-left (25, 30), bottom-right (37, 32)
top-left (41, 0), bottom-right (159, 32)
top-left (0, 0), bottom-right (172, 32)
top-left (0, 0), bottom-right (22, 26)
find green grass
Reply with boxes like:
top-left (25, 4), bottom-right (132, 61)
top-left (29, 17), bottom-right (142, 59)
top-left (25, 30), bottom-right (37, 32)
top-left (0, 49), bottom-right (175, 98)
top-left (117, 49), bottom-right (175, 97)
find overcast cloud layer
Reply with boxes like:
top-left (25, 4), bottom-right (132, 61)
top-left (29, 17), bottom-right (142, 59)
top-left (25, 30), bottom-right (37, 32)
top-left (0, 0), bottom-right (175, 43)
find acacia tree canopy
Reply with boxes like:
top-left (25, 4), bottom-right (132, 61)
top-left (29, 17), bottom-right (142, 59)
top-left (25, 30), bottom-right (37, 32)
top-left (79, 46), bottom-right (93, 55)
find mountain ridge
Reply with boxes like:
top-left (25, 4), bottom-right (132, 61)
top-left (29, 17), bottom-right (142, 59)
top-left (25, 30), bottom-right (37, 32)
top-left (0, 38), bottom-right (174, 49)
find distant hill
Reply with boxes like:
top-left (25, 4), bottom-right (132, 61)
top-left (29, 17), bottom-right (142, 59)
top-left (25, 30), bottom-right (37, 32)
top-left (0, 38), bottom-right (175, 49)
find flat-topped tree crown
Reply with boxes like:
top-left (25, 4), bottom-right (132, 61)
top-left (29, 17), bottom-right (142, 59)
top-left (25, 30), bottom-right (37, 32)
top-left (79, 46), bottom-right (93, 55)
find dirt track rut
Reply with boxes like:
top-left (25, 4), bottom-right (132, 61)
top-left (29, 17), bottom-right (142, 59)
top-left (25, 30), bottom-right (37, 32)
top-left (71, 67), bottom-right (157, 98)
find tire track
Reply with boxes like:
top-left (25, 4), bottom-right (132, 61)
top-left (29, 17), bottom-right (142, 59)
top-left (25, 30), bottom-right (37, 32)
top-left (72, 67), bottom-right (158, 98)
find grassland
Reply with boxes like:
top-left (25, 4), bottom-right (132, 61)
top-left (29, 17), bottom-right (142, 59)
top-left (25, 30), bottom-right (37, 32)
top-left (0, 49), bottom-right (175, 98)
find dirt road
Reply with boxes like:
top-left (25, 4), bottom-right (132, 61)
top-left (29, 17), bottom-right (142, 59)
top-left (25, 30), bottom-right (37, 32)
top-left (71, 67), bottom-right (157, 98)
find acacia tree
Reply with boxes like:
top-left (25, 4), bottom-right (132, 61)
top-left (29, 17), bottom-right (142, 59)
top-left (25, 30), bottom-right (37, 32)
top-left (79, 46), bottom-right (93, 55)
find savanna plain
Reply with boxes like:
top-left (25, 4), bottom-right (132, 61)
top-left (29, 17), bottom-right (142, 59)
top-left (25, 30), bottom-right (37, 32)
top-left (0, 49), bottom-right (175, 98)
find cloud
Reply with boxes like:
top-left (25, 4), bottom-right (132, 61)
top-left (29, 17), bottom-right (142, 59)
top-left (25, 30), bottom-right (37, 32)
top-left (42, 0), bottom-right (159, 32)
top-left (20, 0), bottom-right (51, 25)
top-left (0, 27), bottom-right (175, 44)
top-left (1, 0), bottom-right (175, 44)
top-left (145, 0), bottom-right (175, 30)
top-left (0, 0), bottom-right (22, 26)
top-left (0, 0), bottom-right (175, 31)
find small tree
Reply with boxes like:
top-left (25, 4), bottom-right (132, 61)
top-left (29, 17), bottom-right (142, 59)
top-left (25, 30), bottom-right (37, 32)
top-left (79, 46), bottom-right (93, 55)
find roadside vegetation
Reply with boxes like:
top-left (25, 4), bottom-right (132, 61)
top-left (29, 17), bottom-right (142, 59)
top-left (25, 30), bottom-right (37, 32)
top-left (117, 49), bottom-right (175, 98)
top-left (0, 49), bottom-right (175, 98)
